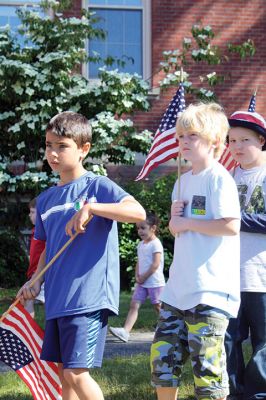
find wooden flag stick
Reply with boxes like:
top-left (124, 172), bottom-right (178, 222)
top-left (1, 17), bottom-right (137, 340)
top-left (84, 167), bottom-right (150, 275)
top-left (175, 67), bottom-right (184, 237)
top-left (0, 215), bottom-right (93, 323)
top-left (177, 65), bottom-right (184, 199)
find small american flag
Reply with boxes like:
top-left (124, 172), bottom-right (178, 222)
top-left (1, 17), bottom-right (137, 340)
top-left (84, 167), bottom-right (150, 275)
top-left (219, 92), bottom-right (257, 171)
top-left (248, 92), bottom-right (256, 112)
top-left (219, 145), bottom-right (238, 171)
top-left (135, 84), bottom-right (241, 179)
top-left (0, 303), bottom-right (62, 400)
top-left (135, 84), bottom-right (185, 180)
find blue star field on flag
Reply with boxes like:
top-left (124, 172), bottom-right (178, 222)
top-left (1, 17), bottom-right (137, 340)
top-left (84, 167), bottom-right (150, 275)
top-left (0, 303), bottom-right (62, 399)
top-left (0, 327), bottom-right (33, 370)
top-left (248, 93), bottom-right (256, 112)
top-left (159, 83), bottom-right (186, 133)
top-left (135, 83), bottom-right (186, 180)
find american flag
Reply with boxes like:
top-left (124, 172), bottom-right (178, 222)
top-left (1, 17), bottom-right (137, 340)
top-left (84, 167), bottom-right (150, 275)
top-left (218, 145), bottom-right (238, 171)
top-left (135, 84), bottom-right (240, 180)
top-left (248, 92), bottom-right (256, 112)
top-left (135, 84), bottom-right (185, 180)
top-left (220, 92), bottom-right (257, 171)
top-left (0, 303), bottom-right (62, 400)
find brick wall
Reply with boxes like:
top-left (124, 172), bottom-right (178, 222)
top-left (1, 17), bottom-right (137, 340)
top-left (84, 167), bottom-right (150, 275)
top-left (136, 0), bottom-right (266, 133)
top-left (69, 0), bottom-right (265, 134)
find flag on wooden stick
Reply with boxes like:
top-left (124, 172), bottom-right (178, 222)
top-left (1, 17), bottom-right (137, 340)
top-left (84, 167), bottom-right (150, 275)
top-left (218, 145), bottom-right (238, 171)
top-left (135, 83), bottom-right (243, 179)
top-left (248, 91), bottom-right (256, 112)
top-left (0, 303), bottom-right (62, 400)
top-left (220, 90), bottom-right (258, 171)
top-left (135, 84), bottom-right (186, 180)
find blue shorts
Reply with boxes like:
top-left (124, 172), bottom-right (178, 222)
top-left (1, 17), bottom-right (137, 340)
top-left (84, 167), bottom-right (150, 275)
top-left (41, 310), bottom-right (108, 369)
top-left (151, 303), bottom-right (229, 399)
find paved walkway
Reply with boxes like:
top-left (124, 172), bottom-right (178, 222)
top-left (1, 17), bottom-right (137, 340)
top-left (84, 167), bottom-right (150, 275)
top-left (0, 331), bottom-right (155, 373)
top-left (104, 330), bottom-right (154, 358)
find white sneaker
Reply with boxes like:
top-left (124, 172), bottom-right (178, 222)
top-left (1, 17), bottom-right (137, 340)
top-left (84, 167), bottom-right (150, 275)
top-left (109, 327), bottom-right (130, 343)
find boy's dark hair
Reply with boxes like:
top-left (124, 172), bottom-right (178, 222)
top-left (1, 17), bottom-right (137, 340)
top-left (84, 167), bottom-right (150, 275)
top-left (146, 211), bottom-right (160, 229)
top-left (46, 111), bottom-right (92, 147)
top-left (29, 198), bottom-right (36, 209)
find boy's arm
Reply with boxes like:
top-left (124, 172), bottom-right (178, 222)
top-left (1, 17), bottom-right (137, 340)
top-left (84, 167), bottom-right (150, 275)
top-left (137, 252), bottom-right (161, 284)
top-left (240, 211), bottom-right (266, 234)
top-left (65, 196), bottom-right (146, 236)
top-left (17, 247), bottom-right (46, 305)
top-left (169, 215), bottom-right (240, 236)
top-left (170, 199), bottom-right (240, 236)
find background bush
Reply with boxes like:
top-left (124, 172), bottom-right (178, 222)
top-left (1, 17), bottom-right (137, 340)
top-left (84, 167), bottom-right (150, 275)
top-left (119, 173), bottom-right (177, 290)
top-left (0, 174), bottom-right (177, 289)
top-left (0, 230), bottom-right (28, 288)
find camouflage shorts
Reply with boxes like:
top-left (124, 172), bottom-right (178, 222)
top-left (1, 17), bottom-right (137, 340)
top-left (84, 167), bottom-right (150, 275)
top-left (150, 302), bottom-right (229, 400)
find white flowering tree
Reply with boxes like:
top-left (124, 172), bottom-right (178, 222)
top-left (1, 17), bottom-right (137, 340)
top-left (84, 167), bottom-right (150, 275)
top-left (159, 24), bottom-right (255, 99)
top-left (0, 4), bottom-right (255, 207)
top-left (0, 0), bottom-right (151, 196)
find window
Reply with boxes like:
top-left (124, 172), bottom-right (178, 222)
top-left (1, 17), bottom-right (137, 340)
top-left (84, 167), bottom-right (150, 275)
top-left (0, 1), bottom-right (41, 44)
top-left (84, 0), bottom-right (151, 79)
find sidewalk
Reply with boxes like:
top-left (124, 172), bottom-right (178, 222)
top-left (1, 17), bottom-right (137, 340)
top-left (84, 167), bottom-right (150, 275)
top-left (0, 331), bottom-right (155, 373)
top-left (104, 330), bottom-right (154, 359)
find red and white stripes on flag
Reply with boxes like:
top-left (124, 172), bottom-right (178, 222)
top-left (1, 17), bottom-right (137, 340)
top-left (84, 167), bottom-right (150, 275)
top-left (135, 83), bottom-right (238, 180)
top-left (0, 303), bottom-right (62, 400)
top-left (135, 84), bottom-right (185, 181)
top-left (135, 126), bottom-right (180, 180)
top-left (219, 144), bottom-right (238, 171)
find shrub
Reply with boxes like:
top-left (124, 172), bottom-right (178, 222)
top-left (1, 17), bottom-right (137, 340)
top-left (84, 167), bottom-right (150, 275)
top-left (0, 230), bottom-right (28, 288)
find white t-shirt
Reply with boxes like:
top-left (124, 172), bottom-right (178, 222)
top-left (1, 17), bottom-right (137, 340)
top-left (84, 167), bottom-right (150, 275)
top-left (161, 161), bottom-right (241, 317)
top-left (233, 165), bottom-right (266, 292)
top-left (137, 237), bottom-right (165, 288)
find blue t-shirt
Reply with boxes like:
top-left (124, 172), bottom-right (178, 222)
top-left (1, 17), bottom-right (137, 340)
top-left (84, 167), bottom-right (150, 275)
top-left (35, 171), bottom-right (129, 320)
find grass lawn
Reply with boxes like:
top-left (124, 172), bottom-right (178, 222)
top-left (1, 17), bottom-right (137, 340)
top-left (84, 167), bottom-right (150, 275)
top-left (0, 288), bottom-right (251, 400)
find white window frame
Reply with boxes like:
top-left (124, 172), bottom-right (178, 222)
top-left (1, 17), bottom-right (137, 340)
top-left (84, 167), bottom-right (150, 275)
top-left (82, 0), bottom-right (151, 81)
top-left (0, 1), bottom-right (40, 5)
top-left (0, 1), bottom-right (51, 32)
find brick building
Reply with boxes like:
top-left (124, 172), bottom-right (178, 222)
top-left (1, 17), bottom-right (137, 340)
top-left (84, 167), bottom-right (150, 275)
top-left (1, 0), bottom-right (264, 132)
top-left (67, 0), bottom-right (266, 135)
top-left (0, 0), bottom-right (265, 179)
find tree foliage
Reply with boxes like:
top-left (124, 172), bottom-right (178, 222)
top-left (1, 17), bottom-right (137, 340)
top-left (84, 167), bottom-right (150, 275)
top-left (159, 24), bottom-right (255, 100)
top-left (0, 3), bottom-right (256, 196)
top-left (0, 0), bottom-right (151, 186)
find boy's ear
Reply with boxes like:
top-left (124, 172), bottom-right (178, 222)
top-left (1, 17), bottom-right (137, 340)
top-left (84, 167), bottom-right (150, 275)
top-left (80, 142), bottom-right (91, 159)
top-left (259, 135), bottom-right (266, 148)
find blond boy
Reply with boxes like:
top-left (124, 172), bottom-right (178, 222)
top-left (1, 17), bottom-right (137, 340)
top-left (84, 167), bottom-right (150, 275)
top-left (151, 103), bottom-right (241, 400)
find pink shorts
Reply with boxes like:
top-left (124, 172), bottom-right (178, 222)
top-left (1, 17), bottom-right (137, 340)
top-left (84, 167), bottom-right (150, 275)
top-left (132, 284), bottom-right (164, 305)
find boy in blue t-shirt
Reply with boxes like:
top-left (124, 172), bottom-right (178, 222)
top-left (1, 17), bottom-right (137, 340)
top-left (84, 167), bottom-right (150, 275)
top-left (150, 103), bottom-right (241, 400)
top-left (18, 111), bottom-right (146, 400)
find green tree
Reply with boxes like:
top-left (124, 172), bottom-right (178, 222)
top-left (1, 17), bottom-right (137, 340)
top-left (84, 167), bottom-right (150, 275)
top-left (159, 24), bottom-right (255, 100)
top-left (0, 0), bottom-right (152, 195)
top-left (0, 3), bottom-right (255, 196)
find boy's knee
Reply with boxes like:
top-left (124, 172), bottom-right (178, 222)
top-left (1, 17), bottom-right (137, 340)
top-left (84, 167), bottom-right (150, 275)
top-left (63, 368), bottom-right (88, 386)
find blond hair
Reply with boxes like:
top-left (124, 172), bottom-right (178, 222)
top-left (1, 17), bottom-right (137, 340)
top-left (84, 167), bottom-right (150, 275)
top-left (176, 102), bottom-right (229, 159)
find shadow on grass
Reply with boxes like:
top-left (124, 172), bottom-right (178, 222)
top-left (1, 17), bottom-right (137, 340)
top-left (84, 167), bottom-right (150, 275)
top-left (92, 354), bottom-right (196, 400)
top-left (0, 395), bottom-right (32, 400)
